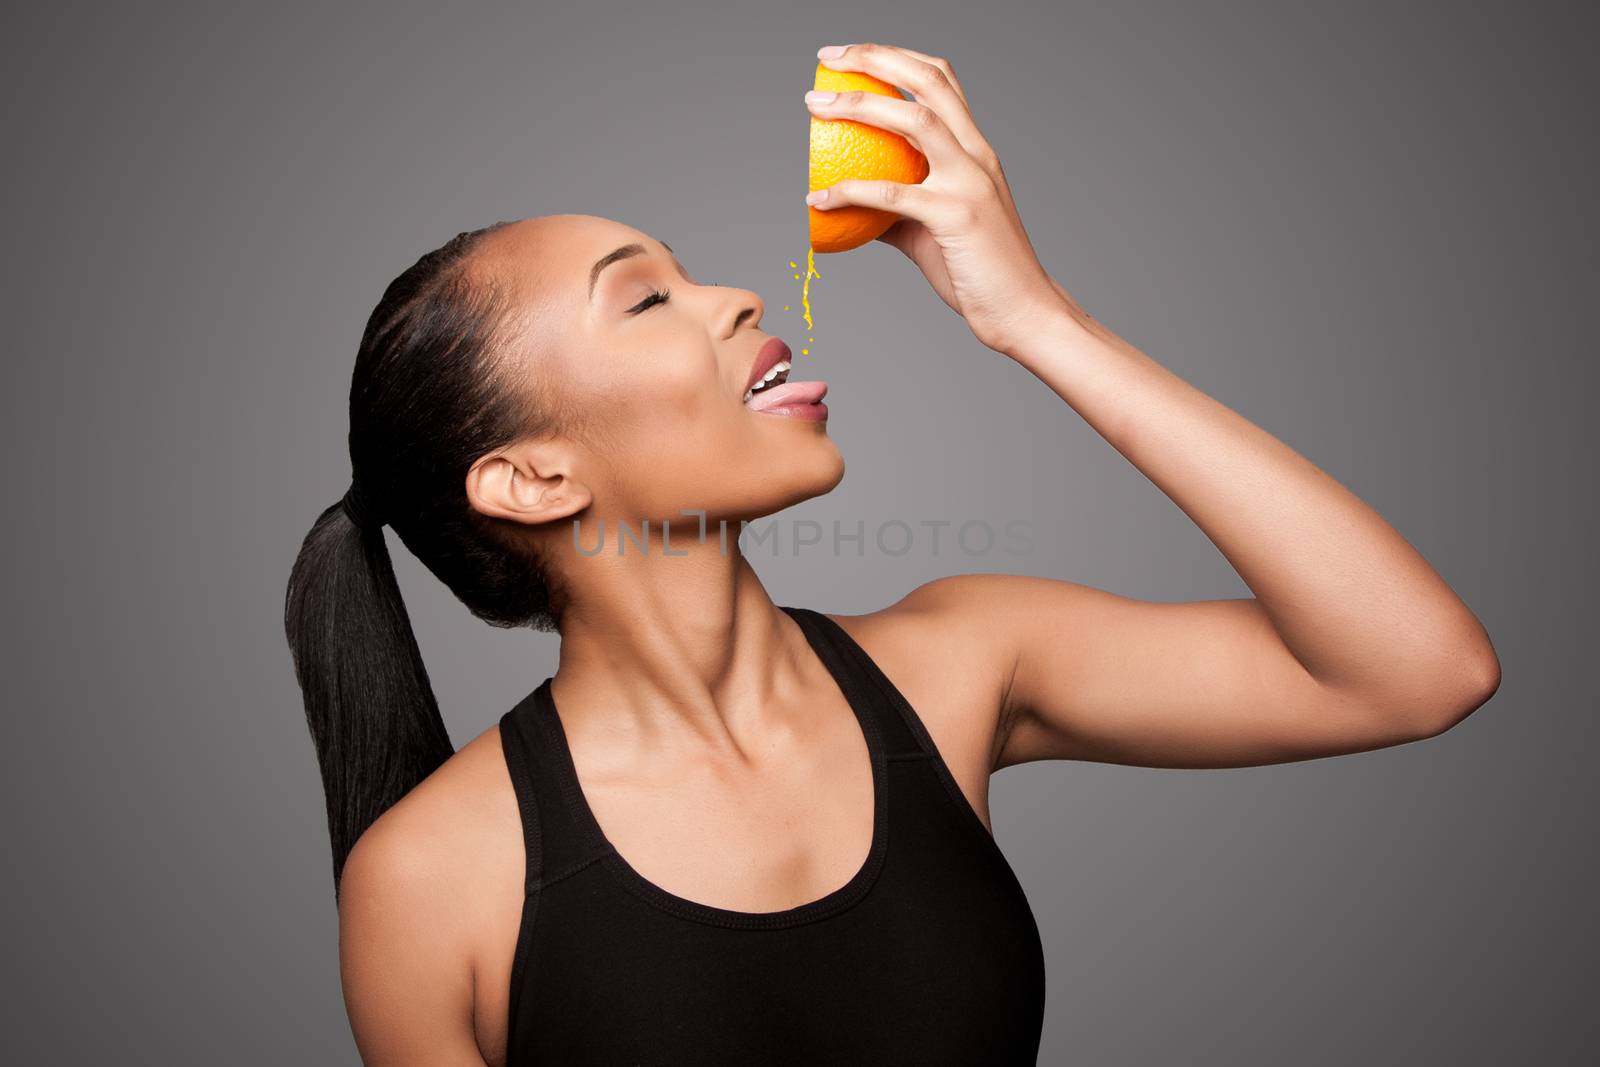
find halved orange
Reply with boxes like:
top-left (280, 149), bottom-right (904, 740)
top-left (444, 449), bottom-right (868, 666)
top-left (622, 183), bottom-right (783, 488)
top-left (808, 63), bottom-right (930, 253)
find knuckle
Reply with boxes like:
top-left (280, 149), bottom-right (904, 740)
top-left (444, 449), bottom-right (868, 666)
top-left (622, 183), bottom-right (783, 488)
top-left (915, 63), bottom-right (949, 90)
top-left (932, 58), bottom-right (960, 91)
top-left (880, 181), bottom-right (904, 206)
top-left (911, 102), bottom-right (940, 130)
top-left (843, 89), bottom-right (866, 106)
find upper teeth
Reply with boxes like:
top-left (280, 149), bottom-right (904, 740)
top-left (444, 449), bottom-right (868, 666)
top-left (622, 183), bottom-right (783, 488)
top-left (744, 360), bottom-right (791, 402)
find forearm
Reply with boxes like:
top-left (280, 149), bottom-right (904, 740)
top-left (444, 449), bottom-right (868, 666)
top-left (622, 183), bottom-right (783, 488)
top-left (1003, 295), bottom-right (1499, 713)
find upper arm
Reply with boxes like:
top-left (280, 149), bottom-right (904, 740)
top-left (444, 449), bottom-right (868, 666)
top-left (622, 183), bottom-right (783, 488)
top-left (901, 573), bottom-right (1492, 771)
top-left (338, 811), bottom-right (489, 1066)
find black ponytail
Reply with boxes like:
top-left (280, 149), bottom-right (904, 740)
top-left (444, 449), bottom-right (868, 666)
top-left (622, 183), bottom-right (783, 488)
top-left (284, 221), bottom-right (566, 898)
top-left (284, 497), bottom-right (453, 899)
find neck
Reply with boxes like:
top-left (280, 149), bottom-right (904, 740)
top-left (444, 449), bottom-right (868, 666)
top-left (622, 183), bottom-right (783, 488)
top-left (545, 514), bottom-right (812, 755)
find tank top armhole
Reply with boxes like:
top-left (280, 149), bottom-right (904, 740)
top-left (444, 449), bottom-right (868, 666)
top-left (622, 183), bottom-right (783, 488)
top-left (497, 713), bottom-right (544, 1041)
top-left (807, 608), bottom-right (1002, 848)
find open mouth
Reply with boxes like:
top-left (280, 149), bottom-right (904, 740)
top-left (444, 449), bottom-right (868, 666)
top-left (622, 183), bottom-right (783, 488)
top-left (743, 374), bottom-right (829, 417)
top-left (743, 359), bottom-right (791, 403)
top-left (742, 336), bottom-right (828, 419)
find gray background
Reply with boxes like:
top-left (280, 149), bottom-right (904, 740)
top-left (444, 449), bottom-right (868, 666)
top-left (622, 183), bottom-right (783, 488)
top-left (5, 1), bottom-right (1592, 1062)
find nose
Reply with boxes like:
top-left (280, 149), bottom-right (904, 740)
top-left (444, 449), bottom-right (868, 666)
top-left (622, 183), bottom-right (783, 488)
top-left (721, 286), bottom-right (763, 340)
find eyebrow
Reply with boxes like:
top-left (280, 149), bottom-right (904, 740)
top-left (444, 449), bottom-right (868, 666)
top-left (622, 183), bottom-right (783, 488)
top-left (589, 240), bottom-right (675, 300)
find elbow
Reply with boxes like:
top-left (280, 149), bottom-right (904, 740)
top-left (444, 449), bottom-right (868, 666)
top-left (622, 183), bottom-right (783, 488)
top-left (1336, 620), bottom-right (1502, 745)
top-left (1410, 636), bottom-right (1502, 740)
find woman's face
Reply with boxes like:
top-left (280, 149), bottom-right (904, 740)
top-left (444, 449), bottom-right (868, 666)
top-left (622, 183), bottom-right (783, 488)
top-left (476, 215), bottom-right (844, 531)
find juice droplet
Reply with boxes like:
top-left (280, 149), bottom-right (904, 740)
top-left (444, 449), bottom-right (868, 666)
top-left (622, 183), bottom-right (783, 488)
top-left (800, 247), bottom-right (820, 335)
top-left (789, 261), bottom-right (798, 268)
top-left (801, 348), bottom-right (809, 355)
top-left (784, 305), bottom-right (791, 311)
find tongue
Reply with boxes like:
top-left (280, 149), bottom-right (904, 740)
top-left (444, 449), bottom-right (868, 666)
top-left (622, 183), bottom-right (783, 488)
top-left (746, 379), bottom-right (828, 412)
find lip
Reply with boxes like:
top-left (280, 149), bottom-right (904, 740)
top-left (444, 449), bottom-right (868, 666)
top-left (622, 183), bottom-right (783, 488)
top-left (745, 336), bottom-right (792, 396)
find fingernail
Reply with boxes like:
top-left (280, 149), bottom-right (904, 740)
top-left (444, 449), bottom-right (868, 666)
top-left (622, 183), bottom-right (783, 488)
top-left (806, 189), bottom-right (828, 206)
top-left (805, 90), bottom-right (836, 105)
top-left (817, 45), bottom-right (846, 59)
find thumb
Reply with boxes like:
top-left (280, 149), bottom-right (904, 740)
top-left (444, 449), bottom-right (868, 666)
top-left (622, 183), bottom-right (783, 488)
top-left (875, 218), bottom-right (920, 256)
top-left (875, 219), bottom-right (958, 311)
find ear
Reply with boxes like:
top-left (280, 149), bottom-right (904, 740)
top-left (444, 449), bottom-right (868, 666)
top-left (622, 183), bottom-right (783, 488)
top-left (466, 440), bottom-right (592, 527)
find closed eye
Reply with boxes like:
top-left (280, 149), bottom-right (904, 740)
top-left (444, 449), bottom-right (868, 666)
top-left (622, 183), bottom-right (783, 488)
top-left (628, 288), bottom-right (671, 314)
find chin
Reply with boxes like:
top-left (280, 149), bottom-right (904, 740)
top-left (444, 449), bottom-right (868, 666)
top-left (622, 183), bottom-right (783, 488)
top-left (787, 445), bottom-right (847, 510)
top-left (816, 445), bottom-right (846, 494)
top-left (792, 434), bottom-right (846, 496)
top-left (725, 445), bottom-right (845, 524)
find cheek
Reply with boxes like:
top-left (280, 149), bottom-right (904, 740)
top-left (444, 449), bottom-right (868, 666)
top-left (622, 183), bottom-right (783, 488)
top-left (588, 367), bottom-right (737, 491)
top-left (601, 363), bottom-right (716, 449)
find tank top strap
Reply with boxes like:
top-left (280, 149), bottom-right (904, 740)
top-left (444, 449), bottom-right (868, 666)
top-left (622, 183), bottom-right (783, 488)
top-left (780, 604), bottom-right (927, 760)
top-left (498, 679), bottom-right (613, 894)
top-left (504, 607), bottom-right (940, 891)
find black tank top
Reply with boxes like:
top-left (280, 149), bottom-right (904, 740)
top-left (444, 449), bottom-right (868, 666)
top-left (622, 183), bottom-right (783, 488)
top-left (497, 604), bottom-right (1046, 1064)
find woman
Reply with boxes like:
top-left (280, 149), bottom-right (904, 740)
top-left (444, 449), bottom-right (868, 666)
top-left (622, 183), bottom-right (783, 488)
top-left (285, 42), bottom-right (1500, 1066)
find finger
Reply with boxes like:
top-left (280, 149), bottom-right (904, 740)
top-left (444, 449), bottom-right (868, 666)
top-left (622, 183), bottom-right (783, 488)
top-left (817, 43), bottom-right (997, 172)
top-left (879, 45), bottom-right (968, 107)
top-left (857, 44), bottom-right (1014, 215)
top-left (805, 88), bottom-right (980, 181)
top-left (807, 178), bottom-right (961, 230)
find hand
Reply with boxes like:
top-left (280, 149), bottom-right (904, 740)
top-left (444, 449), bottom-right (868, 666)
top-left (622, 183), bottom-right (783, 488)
top-left (805, 42), bottom-right (1067, 355)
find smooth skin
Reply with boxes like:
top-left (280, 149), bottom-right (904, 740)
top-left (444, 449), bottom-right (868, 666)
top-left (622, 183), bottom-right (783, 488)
top-left (336, 43), bottom-right (1501, 1066)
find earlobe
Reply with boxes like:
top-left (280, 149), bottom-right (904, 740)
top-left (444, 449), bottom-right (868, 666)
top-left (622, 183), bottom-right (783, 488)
top-left (466, 450), bottom-right (591, 526)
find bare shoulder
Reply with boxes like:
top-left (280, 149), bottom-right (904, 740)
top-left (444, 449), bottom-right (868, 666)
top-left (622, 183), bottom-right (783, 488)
top-left (818, 574), bottom-right (1041, 824)
top-left (342, 721), bottom-right (523, 908)
top-left (824, 573), bottom-right (1054, 722)
top-left (338, 721), bottom-right (525, 1063)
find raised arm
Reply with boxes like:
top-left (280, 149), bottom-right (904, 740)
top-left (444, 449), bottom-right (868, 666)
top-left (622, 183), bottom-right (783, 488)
top-left (997, 298), bottom-right (1501, 765)
top-left (804, 42), bottom-right (1498, 769)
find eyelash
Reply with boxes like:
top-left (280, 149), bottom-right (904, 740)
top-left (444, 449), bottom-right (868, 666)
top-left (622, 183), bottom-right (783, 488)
top-left (628, 288), bottom-right (671, 314)
top-left (624, 272), bottom-right (727, 315)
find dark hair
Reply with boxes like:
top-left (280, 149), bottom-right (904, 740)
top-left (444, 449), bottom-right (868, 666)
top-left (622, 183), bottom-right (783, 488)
top-left (283, 221), bottom-right (566, 898)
